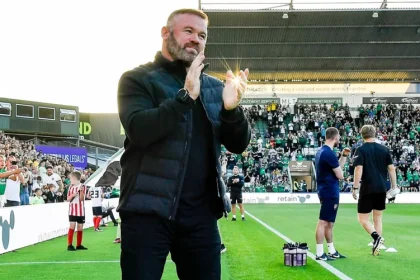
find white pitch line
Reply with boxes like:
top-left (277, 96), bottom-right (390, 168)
top-left (245, 210), bottom-right (353, 280)
top-left (0, 260), bottom-right (174, 266)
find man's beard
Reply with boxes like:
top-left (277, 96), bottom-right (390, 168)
top-left (334, 139), bottom-right (339, 147)
top-left (166, 32), bottom-right (200, 66)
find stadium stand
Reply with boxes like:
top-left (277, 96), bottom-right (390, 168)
top-left (221, 101), bottom-right (420, 193)
top-left (0, 132), bottom-right (92, 207)
top-left (1, 100), bottom-right (419, 207)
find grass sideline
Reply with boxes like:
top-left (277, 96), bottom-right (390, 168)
top-left (1, 204), bottom-right (419, 279)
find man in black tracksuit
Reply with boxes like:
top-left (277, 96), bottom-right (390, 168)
top-left (228, 166), bottom-right (245, 221)
top-left (117, 9), bottom-right (251, 280)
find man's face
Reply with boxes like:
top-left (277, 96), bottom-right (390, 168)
top-left (334, 135), bottom-right (340, 147)
top-left (47, 168), bottom-right (53, 176)
top-left (163, 14), bottom-right (207, 65)
top-left (7, 156), bottom-right (16, 169)
top-left (233, 167), bottom-right (239, 175)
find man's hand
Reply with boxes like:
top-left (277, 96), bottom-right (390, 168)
top-left (223, 69), bottom-right (249, 110)
top-left (184, 51), bottom-right (206, 100)
top-left (352, 188), bottom-right (358, 200)
top-left (13, 168), bottom-right (23, 174)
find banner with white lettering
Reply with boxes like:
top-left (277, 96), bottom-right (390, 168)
top-left (363, 97), bottom-right (420, 104)
top-left (35, 145), bottom-right (88, 169)
top-left (296, 98), bottom-right (343, 104)
top-left (226, 192), bottom-right (420, 204)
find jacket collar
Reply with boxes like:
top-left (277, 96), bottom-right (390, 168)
top-left (154, 51), bottom-right (187, 77)
top-left (153, 51), bottom-right (209, 78)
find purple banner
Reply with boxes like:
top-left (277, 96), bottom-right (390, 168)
top-left (35, 145), bottom-right (88, 169)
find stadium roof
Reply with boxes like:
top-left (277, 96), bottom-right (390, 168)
top-left (202, 3), bottom-right (420, 82)
top-left (200, 0), bottom-right (420, 11)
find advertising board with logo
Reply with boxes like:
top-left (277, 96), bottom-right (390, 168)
top-left (296, 98), bottom-right (343, 104)
top-left (0, 198), bottom-right (119, 254)
top-left (241, 98), bottom-right (280, 105)
top-left (289, 161), bottom-right (312, 172)
top-left (363, 97), bottom-right (420, 104)
top-left (35, 145), bottom-right (88, 169)
top-left (225, 192), bottom-right (420, 205)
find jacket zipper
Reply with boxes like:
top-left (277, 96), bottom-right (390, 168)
top-left (200, 89), bottom-right (228, 218)
top-left (169, 75), bottom-right (191, 220)
top-left (199, 76), bottom-right (224, 200)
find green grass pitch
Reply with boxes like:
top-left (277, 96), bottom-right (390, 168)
top-left (1, 204), bottom-right (419, 279)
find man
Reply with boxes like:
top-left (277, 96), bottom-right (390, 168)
top-left (228, 166), bottom-right (245, 221)
top-left (117, 8), bottom-right (250, 280)
top-left (0, 155), bottom-right (22, 207)
top-left (4, 156), bottom-right (24, 207)
top-left (314, 127), bottom-right (349, 261)
top-left (352, 125), bottom-right (397, 256)
top-left (44, 165), bottom-right (64, 194)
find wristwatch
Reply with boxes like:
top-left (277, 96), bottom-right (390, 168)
top-left (176, 88), bottom-right (196, 107)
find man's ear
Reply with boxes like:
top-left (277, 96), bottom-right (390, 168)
top-left (161, 26), bottom-right (170, 40)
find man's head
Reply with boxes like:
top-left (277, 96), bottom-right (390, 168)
top-left (233, 166), bottom-right (239, 175)
top-left (7, 155), bottom-right (16, 169)
top-left (161, 9), bottom-right (208, 66)
top-left (360, 125), bottom-right (376, 140)
top-left (325, 127), bottom-right (340, 147)
top-left (46, 166), bottom-right (53, 176)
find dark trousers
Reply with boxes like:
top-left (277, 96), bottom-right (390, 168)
top-left (102, 209), bottom-right (118, 224)
top-left (120, 212), bottom-right (221, 280)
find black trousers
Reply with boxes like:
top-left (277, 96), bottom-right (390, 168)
top-left (120, 212), bottom-right (221, 280)
top-left (102, 209), bottom-right (118, 224)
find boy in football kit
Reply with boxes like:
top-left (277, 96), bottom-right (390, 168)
top-left (67, 171), bottom-right (88, 251)
top-left (90, 185), bottom-right (104, 232)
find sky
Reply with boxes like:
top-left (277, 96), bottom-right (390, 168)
top-left (1, 0), bottom-right (419, 113)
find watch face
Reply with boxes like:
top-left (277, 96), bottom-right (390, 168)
top-left (182, 92), bottom-right (189, 101)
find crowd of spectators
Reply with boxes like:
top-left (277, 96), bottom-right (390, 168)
top-left (0, 132), bottom-right (92, 207)
top-left (220, 101), bottom-right (420, 193)
top-left (2, 100), bottom-right (419, 207)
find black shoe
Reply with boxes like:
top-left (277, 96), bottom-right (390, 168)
top-left (242, 217), bottom-right (245, 221)
top-left (316, 253), bottom-right (335, 261)
top-left (328, 251), bottom-right (346, 259)
top-left (231, 217), bottom-right (236, 221)
top-left (372, 236), bottom-right (384, 256)
top-left (221, 243), bottom-right (227, 254)
top-left (67, 245), bottom-right (76, 251)
top-left (76, 245), bottom-right (88, 250)
top-left (114, 223), bottom-right (119, 226)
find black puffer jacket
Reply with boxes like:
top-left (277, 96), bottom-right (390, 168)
top-left (117, 52), bottom-right (250, 220)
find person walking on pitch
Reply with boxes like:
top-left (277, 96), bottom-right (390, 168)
top-left (352, 125), bottom-right (397, 256)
